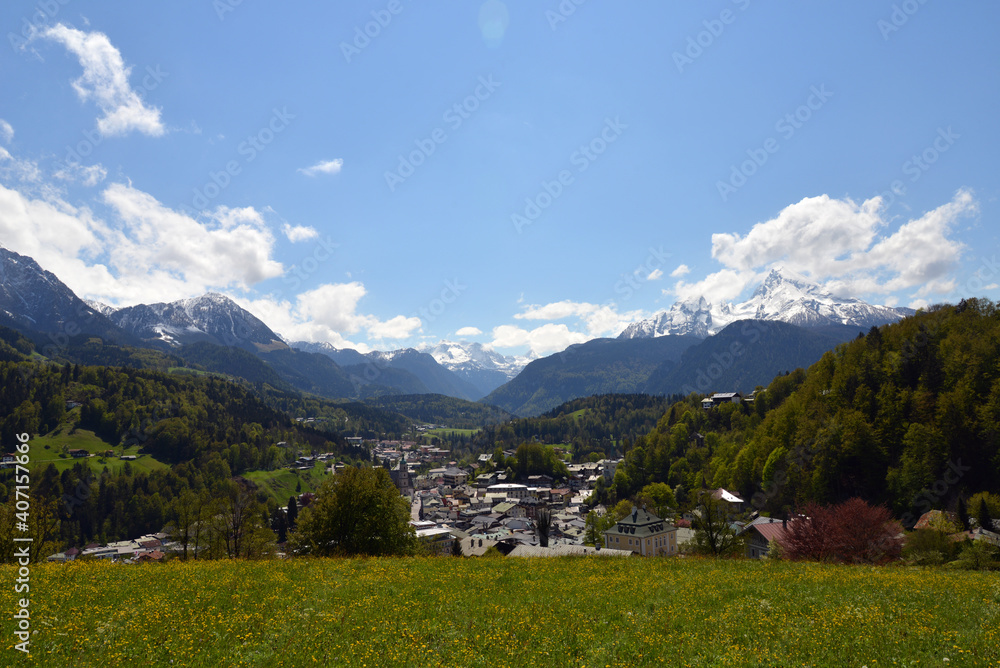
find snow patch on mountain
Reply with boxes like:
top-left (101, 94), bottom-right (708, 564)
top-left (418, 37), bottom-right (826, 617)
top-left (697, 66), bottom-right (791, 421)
top-left (620, 268), bottom-right (914, 339)
top-left (109, 292), bottom-right (286, 350)
top-left (421, 340), bottom-right (529, 379)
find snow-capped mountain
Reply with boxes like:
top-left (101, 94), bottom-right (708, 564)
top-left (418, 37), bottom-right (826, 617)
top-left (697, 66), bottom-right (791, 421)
top-left (292, 341), bottom-right (485, 400)
top-left (618, 296), bottom-right (722, 339)
top-left (84, 300), bottom-right (119, 317)
top-left (419, 340), bottom-right (529, 397)
top-left (108, 293), bottom-right (287, 352)
top-left (0, 246), bottom-right (126, 345)
top-left (620, 268), bottom-right (914, 339)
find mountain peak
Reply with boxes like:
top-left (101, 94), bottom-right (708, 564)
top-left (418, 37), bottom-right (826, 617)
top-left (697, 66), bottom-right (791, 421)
top-left (107, 293), bottom-right (285, 351)
top-left (621, 270), bottom-right (913, 339)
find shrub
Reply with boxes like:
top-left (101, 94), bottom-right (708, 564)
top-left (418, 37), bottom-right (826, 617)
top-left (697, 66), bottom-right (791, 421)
top-left (949, 540), bottom-right (1000, 571)
top-left (902, 529), bottom-right (958, 565)
top-left (780, 498), bottom-right (903, 565)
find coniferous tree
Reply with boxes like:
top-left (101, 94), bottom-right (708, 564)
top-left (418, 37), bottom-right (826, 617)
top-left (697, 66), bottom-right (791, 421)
top-left (287, 496), bottom-right (298, 530)
top-left (536, 508), bottom-right (552, 548)
top-left (272, 508), bottom-right (288, 544)
top-left (956, 497), bottom-right (969, 531)
top-left (978, 500), bottom-right (994, 533)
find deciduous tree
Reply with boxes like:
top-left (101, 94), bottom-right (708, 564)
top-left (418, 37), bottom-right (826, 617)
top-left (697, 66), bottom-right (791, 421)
top-left (780, 498), bottom-right (902, 565)
top-left (290, 466), bottom-right (415, 557)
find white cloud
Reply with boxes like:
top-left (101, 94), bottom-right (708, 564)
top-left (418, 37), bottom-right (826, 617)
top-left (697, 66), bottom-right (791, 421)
top-left (235, 282), bottom-right (420, 349)
top-left (368, 315), bottom-right (422, 339)
top-left (490, 323), bottom-right (588, 357)
top-left (282, 223), bottom-right (319, 242)
top-left (985, 283), bottom-right (999, 291)
top-left (0, 119), bottom-right (12, 144)
top-left (298, 159), bottom-right (343, 177)
top-left (456, 326), bottom-right (482, 336)
top-left (493, 298), bottom-right (652, 355)
top-left (102, 184), bottom-right (283, 292)
top-left (515, 300), bottom-right (597, 321)
top-left (646, 268), bottom-right (663, 281)
top-left (54, 162), bottom-right (107, 187)
top-left (41, 24), bottom-right (164, 137)
top-left (669, 268), bottom-right (759, 304)
top-left (670, 264), bottom-right (690, 278)
top-left (0, 148), bottom-right (42, 183)
top-left (235, 294), bottom-right (371, 353)
top-left (671, 190), bottom-right (976, 304)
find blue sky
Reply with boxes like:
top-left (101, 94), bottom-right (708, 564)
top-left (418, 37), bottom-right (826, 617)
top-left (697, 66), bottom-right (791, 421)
top-left (1, 1), bottom-right (997, 356)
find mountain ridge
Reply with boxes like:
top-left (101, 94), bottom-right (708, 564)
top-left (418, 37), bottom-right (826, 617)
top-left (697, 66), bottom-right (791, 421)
top-left (620, 268), bottom-right (914, 339)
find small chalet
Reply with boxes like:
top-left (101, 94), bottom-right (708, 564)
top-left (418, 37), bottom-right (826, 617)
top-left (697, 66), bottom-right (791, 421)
top-left (702, 392), bottom-right (742, 409)
top-left (68, 449), bottom-right (89, 458)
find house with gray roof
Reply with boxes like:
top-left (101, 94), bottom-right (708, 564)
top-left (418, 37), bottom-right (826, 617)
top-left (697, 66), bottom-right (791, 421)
top-left (602, 505), bottom-right (678, 557)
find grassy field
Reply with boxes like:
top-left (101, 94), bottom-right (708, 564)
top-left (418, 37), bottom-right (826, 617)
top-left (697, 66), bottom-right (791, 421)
top-left (243, 463), bottom-right (328, 502)
top-left (2, 557), bottom-right (997, 667)
top-left (27, 425), bottom-right (169, 475)
top-left (422, 428), bottom-right (480, 438)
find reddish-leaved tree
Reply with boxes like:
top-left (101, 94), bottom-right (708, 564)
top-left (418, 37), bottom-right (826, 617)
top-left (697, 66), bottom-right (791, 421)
top-left (779, 498), bottom-right (903, 565)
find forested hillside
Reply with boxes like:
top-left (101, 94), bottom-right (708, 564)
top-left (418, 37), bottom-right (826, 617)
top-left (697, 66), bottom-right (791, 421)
top-left (462, 394), bottom-right (683, 462)
top-left (608, 300), bottom-right (1000, 524)
top-left (364, 394), bottom-right (513, 429)
top-left (0, 332), bottom-right (413, 553)
top-left (642, 319), bottom-right (857, 395)
top-left (484, 336), bottom-right (698, 416)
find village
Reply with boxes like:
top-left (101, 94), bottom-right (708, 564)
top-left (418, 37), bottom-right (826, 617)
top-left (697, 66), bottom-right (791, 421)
top-left (42, 407), bottom-right (1000, 564)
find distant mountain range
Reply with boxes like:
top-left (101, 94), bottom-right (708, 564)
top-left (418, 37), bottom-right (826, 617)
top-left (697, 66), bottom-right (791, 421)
top-left (418, 340), bottom-right (529, 396)
top-left (290, 341), bottom-right (485, 401)
top-left (620, 268), bottom-right (913, 339)
top-left (0, 247), bottom-right (924, 413)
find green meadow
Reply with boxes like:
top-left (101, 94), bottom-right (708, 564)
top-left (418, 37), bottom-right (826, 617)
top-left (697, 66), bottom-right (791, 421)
top-left (2, 557), bottom-right (997, 667)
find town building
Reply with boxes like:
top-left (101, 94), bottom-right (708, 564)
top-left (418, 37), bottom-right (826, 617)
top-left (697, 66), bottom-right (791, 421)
top-left (602, 506), bottom-right (678, 557)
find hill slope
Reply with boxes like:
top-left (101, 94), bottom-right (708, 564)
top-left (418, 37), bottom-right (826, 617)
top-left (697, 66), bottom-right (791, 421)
top-left (643, 319), bottom-right (860, 396)
top-left (617, 299), bottom-right (1000, 523)
top-left (484, 335), bottom-right (699, 416)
